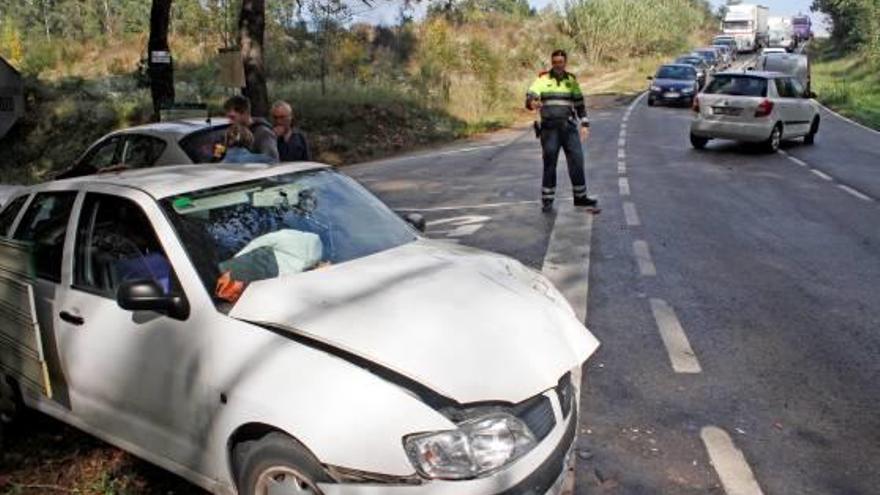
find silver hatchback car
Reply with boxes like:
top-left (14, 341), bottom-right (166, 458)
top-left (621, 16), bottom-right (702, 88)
top-left (690, 71), bottom-right (820, 152)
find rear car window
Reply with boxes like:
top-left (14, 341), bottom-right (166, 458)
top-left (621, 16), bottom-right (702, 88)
top-left (179, 126), bottom-right (230, 164)
top-left (704, 76), bottom-right (768, 97)
top-left (121, 135), bottom-right (167, 168)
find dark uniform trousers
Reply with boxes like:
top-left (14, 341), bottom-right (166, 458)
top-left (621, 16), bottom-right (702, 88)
top-left (540, 120), bottom-right (587, 202)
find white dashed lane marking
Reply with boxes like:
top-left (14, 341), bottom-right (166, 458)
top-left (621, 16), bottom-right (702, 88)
top-left (649, 298), bottom-right (702, 373)
top-left (701, 426), bottom-right (765, 495)
top-left (632, 240), bottom-right (656, 276)
top-left (618, 160), bottom-right (627, 174)
top-left (619, 177), bottom-right (631, 196)
top-left (623, 201), bottom-right (640, 226)
top-left (838, 184), bottom-right (874, 202)
top-left (778, 151), bottom-right (876, 202)
top-left (810, 169), bottom-right (833, 181)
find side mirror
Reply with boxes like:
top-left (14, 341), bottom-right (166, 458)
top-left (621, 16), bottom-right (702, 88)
top-left (402, 212), bottom-right (426, 233)
top-left (117, 279), bottom-right (190, 320)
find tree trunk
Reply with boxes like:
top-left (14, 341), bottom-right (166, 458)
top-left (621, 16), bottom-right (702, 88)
top-left (239, 0), bottom-right (269, 117)
top-left (148, 0), bottom-right (175, 121)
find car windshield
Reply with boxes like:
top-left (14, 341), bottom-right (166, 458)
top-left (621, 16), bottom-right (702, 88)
top-left (656, 66), bottom-right (696, 80)
top-left (723, 20), bottom-right (750, 30)
top-left (676, 57), bottom-right (702, 66)
top-left (704, 75), bottom-right (768, 97)
top-left (179, 125), bottom-right (230, 163)
top-left (696, 51), bottom-right (716, 61)
top-left (161, 169), bottom-right (417, 303)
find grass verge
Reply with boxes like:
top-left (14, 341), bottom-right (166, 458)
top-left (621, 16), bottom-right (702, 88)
top-left (811, 49), bottom-right (880, 130)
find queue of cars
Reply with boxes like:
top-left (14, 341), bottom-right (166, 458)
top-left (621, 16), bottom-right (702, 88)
top-left (648, 32), bottom-right (820, 153)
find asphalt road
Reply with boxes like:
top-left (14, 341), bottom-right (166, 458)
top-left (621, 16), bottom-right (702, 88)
top-left (346, 84), bottom-right (880, 494)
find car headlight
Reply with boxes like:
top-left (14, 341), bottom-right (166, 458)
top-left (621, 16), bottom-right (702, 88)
top-left (650, 85), bottom-right (662, 92)
top-left (404, 413), bottom-right (537, 479)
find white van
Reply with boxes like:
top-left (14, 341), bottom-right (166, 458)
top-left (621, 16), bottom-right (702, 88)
top-left (0, 163), bottom-right (598, 495)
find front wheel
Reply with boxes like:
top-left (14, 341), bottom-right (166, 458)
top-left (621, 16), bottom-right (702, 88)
top-left (647, 97), bottom-right (655, 107)
top-left (234, 433), bottom-right (329, 495)
top-left (804, 117), bottom-right (819, 145)
top-left (690, 132), bottom-right (709, 150)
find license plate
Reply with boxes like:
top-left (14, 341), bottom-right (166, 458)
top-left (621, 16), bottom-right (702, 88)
top-left (664, 92), bottom-right (680, 98)
top-left (712, 106), bottom-right (741, 116)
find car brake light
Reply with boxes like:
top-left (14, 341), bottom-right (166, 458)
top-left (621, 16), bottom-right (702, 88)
top-left (755, 99), bottom-right (774, 117)
top-left (692, 97), bottom-right (700, 113)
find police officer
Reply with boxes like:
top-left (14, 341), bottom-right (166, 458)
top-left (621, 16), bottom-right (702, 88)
top-left (526, 49), bottom-right (597, 212)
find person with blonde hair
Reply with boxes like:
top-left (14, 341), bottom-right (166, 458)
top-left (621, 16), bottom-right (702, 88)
top-left (221, 124), bottom-right (274, 164)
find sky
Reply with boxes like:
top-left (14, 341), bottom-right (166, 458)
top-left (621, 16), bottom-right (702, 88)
top-left (350, 0), bottom-right (828, 35)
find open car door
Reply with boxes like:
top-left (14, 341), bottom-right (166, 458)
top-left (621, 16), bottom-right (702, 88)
top-left (0, 237), bottom-right (52, 399)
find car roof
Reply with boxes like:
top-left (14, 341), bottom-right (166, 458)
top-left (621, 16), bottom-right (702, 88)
top-left (108, 118), bottom-right (231, 139)
top-left (714, 70), bottom-right (786, 79)
top-left (34, 162), bottom-right (330, 199)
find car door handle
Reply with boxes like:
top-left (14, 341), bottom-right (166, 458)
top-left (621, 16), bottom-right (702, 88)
top-left (59, 311), bottom-right (84, 326)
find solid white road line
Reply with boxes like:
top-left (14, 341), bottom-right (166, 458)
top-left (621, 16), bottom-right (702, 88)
top-left (838, 184), bottom-right (874, 202)
top-left (619, 177), bottom-right (631, 196)
top-left (633, 240), bottom-right (656, 276)
top-left (810, 169), bottom-right (833, 181)
top-left (701, 426), bottom-right (765, 495)
top-left (649, 298), bottom-right (702, 374)
top-left (819, 102), bottom-right (880, 136)
top-left (543, 203), bottom-right (593, 324)
top-left (623, 201), bottom-right (641, 226)
top-left (395, 199), bottom-right (553, 212)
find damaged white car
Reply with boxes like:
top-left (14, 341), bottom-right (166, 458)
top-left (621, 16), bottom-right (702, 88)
top-left (0, 162), bottom-right (599, 495)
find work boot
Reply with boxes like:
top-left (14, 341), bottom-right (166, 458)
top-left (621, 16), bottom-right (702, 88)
top-left (542, 199), bottom-right (554, 212)
top-left (574, 196), bottom-right (598, 208)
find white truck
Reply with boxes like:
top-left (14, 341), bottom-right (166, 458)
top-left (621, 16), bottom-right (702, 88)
top-left (767, 16), bottom-right (795, 51)
top-left (722, 3), bottom-right (769, 53)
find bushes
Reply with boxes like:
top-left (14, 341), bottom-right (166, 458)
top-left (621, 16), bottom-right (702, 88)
top-left (0, 78), bottom-right (151, 182)
top-left (562, 0), bottom-right (714, 62)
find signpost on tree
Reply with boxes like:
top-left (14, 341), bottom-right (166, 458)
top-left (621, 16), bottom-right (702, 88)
top-left (148, 0), bottom-right (175, 121)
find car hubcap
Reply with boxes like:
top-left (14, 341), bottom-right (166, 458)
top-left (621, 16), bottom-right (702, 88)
top-left (255, 466), bottom-right (319, 495)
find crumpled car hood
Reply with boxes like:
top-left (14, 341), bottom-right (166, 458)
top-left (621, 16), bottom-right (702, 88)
top-left (230, 239), bottom-right (599, 404)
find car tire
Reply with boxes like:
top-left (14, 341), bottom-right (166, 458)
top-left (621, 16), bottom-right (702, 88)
top-left (764, 124), bottom-right (782, 153)
top-left (233, 432), bottom-right (329, 495)
top-left (0, 377), bottom-right (23, 447)
top-left (647, 97), bottom-right (655, 107)
top-left (804, 117), bottom-right (819, 145)
top-left (690, 133), bottom-right (709, 150)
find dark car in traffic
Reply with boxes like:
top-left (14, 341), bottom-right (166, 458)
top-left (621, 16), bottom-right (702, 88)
top-left (675, 55), bottom-right (711, 88)
top-left (693, 48), bottom-right (722, 71)
top-left (647, 64), bottom-right (700, 107)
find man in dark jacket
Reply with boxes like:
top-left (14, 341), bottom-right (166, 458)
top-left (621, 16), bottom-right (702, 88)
top-left (223, 95), bottom-right (279, 162)
top-left (271, 100), bottom-right (311, 162)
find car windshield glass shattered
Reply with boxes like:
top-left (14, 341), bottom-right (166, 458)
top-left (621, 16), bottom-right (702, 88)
top-left (161, 170), bottom-right (417, 304)
top-left (656, 66), bottom-right (695, 80)
top-left (704, 76), bottom-right (768, 97)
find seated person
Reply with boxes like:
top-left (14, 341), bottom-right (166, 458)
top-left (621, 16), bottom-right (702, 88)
top-left (221, 124), bottom-right (275, 164)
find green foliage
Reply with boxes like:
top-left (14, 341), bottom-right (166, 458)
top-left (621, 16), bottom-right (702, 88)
top-left (563, 0), bottom-right (715, 62)
top-left (812, 48), bottom-right (880, 129)
top-left (812, 0), bottom-right (880, 55)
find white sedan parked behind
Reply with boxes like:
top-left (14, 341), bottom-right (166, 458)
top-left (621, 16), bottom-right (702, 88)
top-left (0, 162), bottom-right (599, 495)
top-left (690, 71), bottom-right (820, 152)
